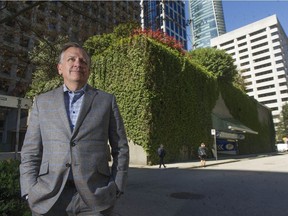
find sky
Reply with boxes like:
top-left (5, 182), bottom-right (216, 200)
top-left (185, 0), bottom-right (288, 50)
top-left (222, 0), bottom-right (288, 35)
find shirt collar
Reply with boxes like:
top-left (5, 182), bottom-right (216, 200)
top-left (63, 84), bottom-right (87, 94)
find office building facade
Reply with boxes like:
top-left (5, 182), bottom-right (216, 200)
top-left (0, 1), bottom-right (140, 96)
top-left (211, 15), bottom-right (288, 128)
top-left (189, 0), bottom-right (226, 49)
top-left (0, 1), bottom-right (140, 151)
top-left (140, 0), bottom-right (187, 50)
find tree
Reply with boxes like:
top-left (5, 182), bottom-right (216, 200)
top-left (25, 36), bottom-right (69, 99)
top-left (276, 103), bottom-right (288, 141)
top-left (84, 22), bottom-right (139, 56)
top-left (188, 48), bottom-right (238, 83)
top-left (27, 23), bottom-right (139, 98)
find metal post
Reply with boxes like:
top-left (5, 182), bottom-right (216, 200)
top-left (214, 133), bottom-right (217, 161)
top-left (211, 129), bottom-right (218, 161)
top-left (15, 98), bottom-right (21, 160)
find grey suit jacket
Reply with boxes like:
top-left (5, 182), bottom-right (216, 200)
top-left (20, 85), bottom-right (129, 214)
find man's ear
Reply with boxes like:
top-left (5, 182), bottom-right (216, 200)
top-left (57, 64), bottom-right (62, 75)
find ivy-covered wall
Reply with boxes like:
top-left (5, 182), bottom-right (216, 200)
top-left (87, 36), bottom-right (275, 164)
top-left (219, 82), bottom-right (275, 154)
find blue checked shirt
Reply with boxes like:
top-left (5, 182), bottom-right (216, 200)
top-left (63, 84), bottom-right (86, 131)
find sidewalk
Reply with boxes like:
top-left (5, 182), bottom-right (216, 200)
top-left (129, 151), bottom-right (282, 169)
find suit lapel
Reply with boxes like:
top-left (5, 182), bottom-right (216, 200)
top-left (54, 86), bottom-right (72, 135)
top-left (72, 85), bottom-right (98, 137)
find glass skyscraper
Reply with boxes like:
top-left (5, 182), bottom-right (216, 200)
top-left (189, 0), bottom-right (226, 49)
top-left (141, 0), bottom-right (187, 50)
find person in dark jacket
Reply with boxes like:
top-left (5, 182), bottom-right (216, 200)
top-left (198, 143), bottom-right (208, 167)
top-left (157, 144), bottom-right (166, 168)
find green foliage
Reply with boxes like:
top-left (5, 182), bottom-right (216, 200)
top-left (85, 32), bottom-right (274, 163)
top-left (86, 35), bottom-right (219, 164)
top-left (276, 103), bottom-right (288, 141)
top-left (26, 37), bottom-right (68, 98)
top-left (233, 72), bottom-right (246, 92)
top-left (0, 159), bottom-right (30, 216)
top-left (27, 22), bottom-right (274, 164)
top-left (188, 48), bottom-right (238, 83)
top-left (84, 22), bottom-right (139, 57)
top-left (26, 23), bottom-right (140, 99)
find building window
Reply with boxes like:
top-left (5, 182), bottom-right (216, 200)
top-left (246, 88), bottom-right (253, 93)
top-left (270, 107), bottom-right (278, 111)
top-left (252, 48), bottom-right (269, 56)
top-left (256, 77), bottom-right (273, 83)
top-left (243, 75), bottom-right (251, 79)
top-left (249, 28), bottom-right (266, 36)
top-left (277, 67), bottom-right (284, 71)
top-left (261, 99), bottom-right (277, 105)
top-left (238, 42), bottom-right (247, 47)
top-left (237, 35), bottom-right (246, 41)
top-left (251, 42), bottom-right (268, 50)
top-left (240, 62), bottom-right (249, 66)
top-left (254, 62), bottom-right (271, 70)
top-left (240, 55), bottom-right (249, 60)
top-left (225, 46), bottom-right (234, 51)
top-left (258, 92), bottom-right (276, 98)
top-left (257, 84), bottom-right (274, 90)
top-left (241, 68), bottom-right (250, 73)
top-left (278, 74), bottom-right (285, 79)
top-left (250, 35), bottom-right (267, 43)
top-left (254, 56), bottom-right (270, 63)
top-left (220, 40), bottom-right (234, 47)
top-left (272, 38), bottom-right (280, 43)
top-left (239, 48), bottom-right (248, 53)
top-left (280, 90), bottom-right (288, 94)
top-left (255, 69), bottom-right (272, 77)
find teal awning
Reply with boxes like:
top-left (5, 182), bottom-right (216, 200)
top-left (212, 113), bottom-right (258, 135)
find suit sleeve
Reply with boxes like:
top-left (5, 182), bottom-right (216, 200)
top-left (108, 95), bottom-right (129, 192)
top-left (19, 97), bottom-right (43, 197)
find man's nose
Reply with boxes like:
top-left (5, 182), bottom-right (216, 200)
top-left (73, 58), bottom-right (83, 67)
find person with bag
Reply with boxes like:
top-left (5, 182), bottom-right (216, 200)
top-left (198, 143), bottom-right (208, 167)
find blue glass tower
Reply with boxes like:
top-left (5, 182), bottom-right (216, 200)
top-left (141, 0), bottom-right (188, 50)
top-left (189, 0), bottom-right (226, 49)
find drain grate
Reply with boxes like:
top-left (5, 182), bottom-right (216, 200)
top-left (170, 192), bottom-right (205, 200)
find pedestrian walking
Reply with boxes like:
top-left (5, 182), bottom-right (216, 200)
top-left (157, 144), bottom-right (166, 168)
top-left (198, 143), bottom-right (208, 167)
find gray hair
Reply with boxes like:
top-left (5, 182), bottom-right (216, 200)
top-left (58, 42), bottom-right (90, 67)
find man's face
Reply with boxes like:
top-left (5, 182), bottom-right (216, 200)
top-left (57, 47), bottom-right (90, 88)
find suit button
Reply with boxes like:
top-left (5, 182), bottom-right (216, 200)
top-left (70, 142), bottom-right (76, 147)
top-left (66, 163), bottom-right (71, 167)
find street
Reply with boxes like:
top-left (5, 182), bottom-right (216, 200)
top-left (114, 153), bottom-right (288, 216)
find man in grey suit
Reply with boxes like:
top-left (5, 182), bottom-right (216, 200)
top-left (20, 42), bottom-right (129, 216)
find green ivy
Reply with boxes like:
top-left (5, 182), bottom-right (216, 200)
top-left (87, 36), bottom-right (220, 164)
top-left (0, 159), bottom-right (30, 216)
top-left (85, 34), bottom-right (275, 164)
top-left (26, 24), bottom-right (275, 164)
